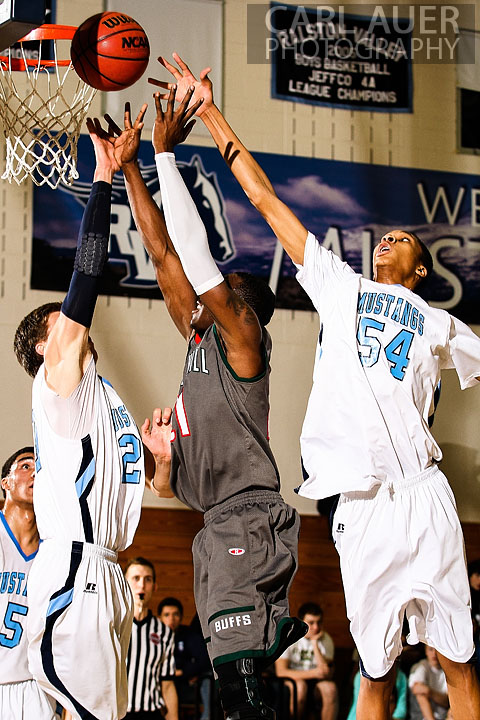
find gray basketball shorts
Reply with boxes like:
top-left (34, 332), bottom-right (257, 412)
top-left (192, 489), bottom-right (301, 670)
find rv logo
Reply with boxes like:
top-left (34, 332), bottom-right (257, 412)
top-left (60, 155), bottom-right (235, 288)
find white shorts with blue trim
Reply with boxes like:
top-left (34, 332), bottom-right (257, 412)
top-left (332, 465), bottom-right (474, 678)
top-left (27, 539), bottom-right (133, 720)
top-left (0, 679), bottom-right (57, 719)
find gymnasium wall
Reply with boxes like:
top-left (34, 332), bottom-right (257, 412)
top-left (0, 0), bottom-right (479, 529)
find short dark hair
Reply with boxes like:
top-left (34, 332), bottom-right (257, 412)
top-left (409, 232), bottom-right (433, 281)
top-left (1, 446), bottom-right (34, 499)
top-left (298, 602), bottom-right (323, 621)
top-left (14, 302), bottom-right (62, 378)
top-left (228, 272), bottom-right (276, 327)
top-left (124, 556), bottom-right (156, 583)
top-left (157, 596), bottom-right (183, 618)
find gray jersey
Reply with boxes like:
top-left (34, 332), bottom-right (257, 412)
top-left (171, 326), bottom-right (280, 511)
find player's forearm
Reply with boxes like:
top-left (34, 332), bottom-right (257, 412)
top-left (93, 166), bottom-right (115, 184)
top-left (149, 458), bottom-right (174, 498)
top-left (124, 161), bottom-right (196, 338)
top-left (46, 181), bottom-right (111, 395)
top-left (201, 104), bottom-right (276, 211)
top-left (155, 152), bottom-right (223, 295)
top-left (201, 104), bottom-right (308, 265)
top-left (162, 680), bottom-right (179, 720)
top-left (62, 180), bottom-right (112, 328)
top-left (123, 161), bottom-right (171, 266)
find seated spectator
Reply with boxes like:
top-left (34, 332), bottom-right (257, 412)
top-left (408, 646), bottom-right (449, 720)
top-left (275, 602), bottom-right (338, 720)
top-left (158, 597), bottom-right (212, 720)
top-left (347, 661), bottom-right (407, 720)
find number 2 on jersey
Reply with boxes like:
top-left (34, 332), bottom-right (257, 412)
top-left (0, 601), bottom-right (27, 648)
top-left (357, 317), bottom-right (414, 380)
top-left (119, 434), bottom-right (141, 484)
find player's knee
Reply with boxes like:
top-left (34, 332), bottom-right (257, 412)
top-left (216, 658), bottom-right (275, 720)
top-left (360, 673), bottom-right (394, 699)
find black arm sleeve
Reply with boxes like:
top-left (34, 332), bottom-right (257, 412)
top-left (61, 181), bottom-right (112, 328)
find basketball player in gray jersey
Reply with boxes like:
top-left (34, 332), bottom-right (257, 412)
top-left (109, 91), bottom-right (307, 720)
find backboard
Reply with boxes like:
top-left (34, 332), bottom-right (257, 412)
top-left (0, 0), bottom-right (46, 49)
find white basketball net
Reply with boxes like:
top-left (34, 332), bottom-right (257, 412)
top-left (0, 38), bottom-right (97, 188)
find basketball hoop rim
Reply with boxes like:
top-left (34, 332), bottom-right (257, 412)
top-left (0, 24), bottom-right (78, 69)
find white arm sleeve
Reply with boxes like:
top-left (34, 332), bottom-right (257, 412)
top-left (155, 152), bottom-right (224, 295)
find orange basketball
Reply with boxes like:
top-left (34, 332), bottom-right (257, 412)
top-left (70, 11), bottom-right (150, 92)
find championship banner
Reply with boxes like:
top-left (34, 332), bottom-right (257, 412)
top-left (32, 134), bottom-right (480, 324)
top-left (268, 2), bottom-right (413, 111)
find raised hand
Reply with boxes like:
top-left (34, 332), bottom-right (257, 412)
top-left (148, 52), bottom-right (213, 116)
top-left (103, 102), bottom-right (147, 168)
top-left (141, 407), bottom-right (173, 462)
top-left (86, 116), bottom-right (121, 175)
top-left (152, 85), bottom-right (203, 154)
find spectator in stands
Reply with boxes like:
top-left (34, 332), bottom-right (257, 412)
top-left (275, 602), bottom-right (338, 720)
top-left (409, 645), bottom-right (449, 720)
top-left (158, 597), bottom-right (183, 635)
top-left (158, 597), bottom-right (212, 720)
top-left (125, 559), bottom-right (178, 719)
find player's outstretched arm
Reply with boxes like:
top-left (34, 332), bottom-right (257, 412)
top-left (154, 87), bottom-right (265, 378)
top-left (149, 53), bottom-right (308, 265)
top-left (44, 116), bottom-right (123, 398)
top-left (105, 104), bottom-right (196, 340)
top-left (142, 408), bottom-right (174, 498)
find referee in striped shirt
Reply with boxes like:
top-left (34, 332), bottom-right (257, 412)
top-left (124, 558), bottom-right (178, 720)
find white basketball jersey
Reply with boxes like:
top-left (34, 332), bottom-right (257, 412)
top-left (296, 231), bottom-right (480, 498)
top-left (31, 357), bottom-right (144, 550)
top-left (0, 512), bottom-right (37, 683)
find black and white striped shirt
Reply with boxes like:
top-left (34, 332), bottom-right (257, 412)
top-left (127, 611), bottom-right (176, 712)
